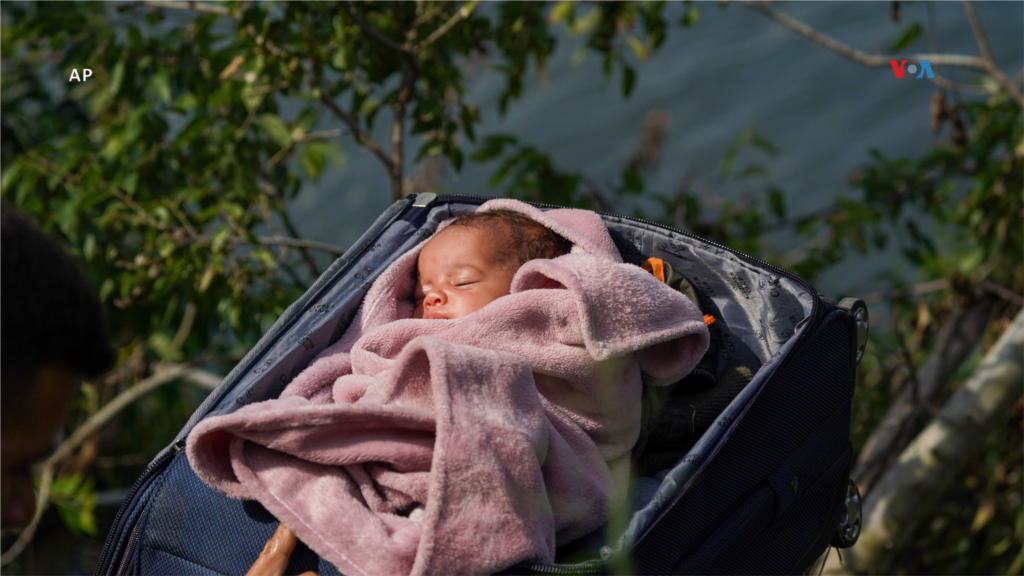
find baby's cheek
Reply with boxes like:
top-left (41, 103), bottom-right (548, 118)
top-left (412, 303), bottom-right (424, 319)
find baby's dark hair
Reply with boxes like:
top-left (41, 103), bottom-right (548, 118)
top-left (447, 209), bottom-right (573, 271)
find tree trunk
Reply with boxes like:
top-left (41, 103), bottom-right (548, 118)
top-left (852, 296), bottom-right (995, 496)
top-left (825, 309), bottom-right (1023, 574)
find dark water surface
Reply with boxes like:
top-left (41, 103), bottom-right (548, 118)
top-left (288, 1), bottom-right (1023, 296)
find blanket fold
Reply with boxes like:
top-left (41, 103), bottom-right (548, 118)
top-left (188, 200), bottom-right (710, 575)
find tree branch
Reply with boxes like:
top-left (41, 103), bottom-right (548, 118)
top-left (829, 308), bottom-right (1024, 574)
top-left (51, 366), bottom-right (193, 466)
top-left (391, 64), bottom-right (416, 201)
top-left (740, 1), bottom-right (984, 68)
top-left (852, 296), bottom-right (995, 496)
top-left (135, 0), bottom-right (237, 20)
top-left (0, 467), bottom-right (52, 566)
top-left (340, 1), bottom-right (410, 55)
top-left (1012, 67), bottom-right (1024, 87)
top-left (264, 128), bottom-right (345, 169)
top-left (962, 1), bottom-right (993, 68)
top-left (254, 179), bottom-right (322, 278)
top-left (319, 91), bottom-right (395, 173)
top-left (741, 1), bottom-right (1023, 107)
top-left (276, 205), bottom-right (321, 278)
top-left (255, 235), bottom-right (346, 256)
top-left (0, 363), bottom-right (202, 566)
top-left (416, 1), bottom-right (480, 51)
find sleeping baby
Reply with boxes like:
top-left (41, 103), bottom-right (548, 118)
top-left (412, 209), bottom-right (571, 320)
top-left (188, 199), bottom-right (710, 576)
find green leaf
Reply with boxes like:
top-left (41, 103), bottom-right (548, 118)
top-left (621, 65), bottom-right (636, 98)
top-left (331, 48), bottom-right (348, 71)
top-left (109, 56), bottom-right (126, 98)
top-left (680, 6), bottom-right (700, 26)
top-left (626, 36), bottom-right (648, 61)
top-left (768, 187), bottom-right (786, 219)
top-left (360, 99), bottom-right (382, 130)
top-left (211, 224), bottom-right (231, 252)
top-left (257, 114), bottom-right (293, 147)
top-left (890, 22), bottom-right (922, 52)
top-left (99, 278), bottom-right (115, 302)
top-left (83, 234), bottom-right (97, 261)
top-left (448, 146), bottom-right (464, 173)
top-left (158, 237), bottom-right (176, 258)
top-left (49, 474), bottom-right (97, 536)
top-left (1007, 545), bottom-right (1024, 573)
top-left (1, 161), bottom-right (23, 195)
top-left (622, 167), bottom-right (643, 194)
top-left (147, 71), bottom-right (172, 103)
top-left (148, 331), bottom-right (183, 362)
top-left (549, 1), bottom-right (576, 25)
top-left (300, 142), bottom-right (326, 180)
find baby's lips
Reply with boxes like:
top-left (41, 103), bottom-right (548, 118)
top-left (424, 312), bottom-right (449, 320)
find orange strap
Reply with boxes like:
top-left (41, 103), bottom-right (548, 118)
top-left (642, 257), bottom-right (666, 283)
top-left (643, 257), bottom-right (717, 326)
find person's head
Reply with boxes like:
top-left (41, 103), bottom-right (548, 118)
top-left (1, 202), bottom-right (114, 528)
top-left (413, 209), bottom-right (572, 320)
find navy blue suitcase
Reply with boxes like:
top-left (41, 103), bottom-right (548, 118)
top-left (94, 194), bottom-right (864, 575)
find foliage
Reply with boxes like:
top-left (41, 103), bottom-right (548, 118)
top-left (0, 1), bottom-right (1020, 574)
top-left (0, 0), bottom-right (687, 553)
top-left (48, 474), bottom-right (97, 537)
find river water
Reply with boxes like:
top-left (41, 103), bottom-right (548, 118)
top-left (287, 1), bottom-right (1023, 297)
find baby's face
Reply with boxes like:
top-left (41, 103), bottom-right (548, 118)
top-left (413, 225), bottom-right (515, 320)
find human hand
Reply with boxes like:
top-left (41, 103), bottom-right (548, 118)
top-left (244, 523), bottom-right (317, 576)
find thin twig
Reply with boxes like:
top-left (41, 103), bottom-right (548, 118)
top-left (413, 2), bottom-right (446, 28)
top-left (254, 179), bottom-right (322, 277)
top-left (858, 278), bottom-right (1024, 306)
top-left (741, 1), bottom-right (1023, 107)
top-left (981, 64), bottom-right (1024, 107)
top-left (50, 365), bottom-right (192, 467)
top-left (0, 467), bottom-right (52, 566)
top-left (962, 1), bottom-right (993, 67)
top-left (416, 1), bottom-right (480, 51)
top-left (980, 280), bottom-right (1024, 306)
top-left (255, 235), bottom-right (346, 256)
top-left (741, 2), bottom-right (983, 68)
top-left (135, 0), bottom-right (237, 20)
top-left (1012, 67), bottom-right (1024, 87)
top-left (171, 301), bottom-right (197, 352)
top-left (319, 91), bottom-right (395, 172)
top-left (166, 201), bottom-right (201, 240)
top-left (259, 201), bottom-right (307, 288)
top-left (0, 364), bottom-right (190, 565)
top-left (299, 128), bottom-right (345, 143)
top-left (391, 67), bottom-right (415, 201)
top-left (340, 1), bottom-right (410, 55)
top-left (264, 129), bottom-right (346, 169)
top-left (860, 278), bottom-right (950, 305)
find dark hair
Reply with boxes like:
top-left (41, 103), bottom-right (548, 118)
top-left (447, 209), bottom-right (573, 271)
top-left (1, 202), bottom-right (114, 414)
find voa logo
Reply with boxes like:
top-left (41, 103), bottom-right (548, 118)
top-left (890, 59), bottom-right (934, 79)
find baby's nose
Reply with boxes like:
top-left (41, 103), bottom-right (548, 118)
top-left (424, 291), bottom-right (445, 308)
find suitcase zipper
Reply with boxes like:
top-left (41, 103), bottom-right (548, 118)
top-left (94, 195), bottom-right (821, 575)
top-left (114, 520), bottom-right (144, 576)
top-left (94, 440), bottom-right (183, 576)
top-left (427, 194), bottom-right (823, 571)
top-left (97, 198), bottom-right (429, 574)
top-left (514, 560), bottom-right (604, 574)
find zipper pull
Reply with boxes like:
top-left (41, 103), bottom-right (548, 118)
top-left (412, 192), bottom-right (437, 208)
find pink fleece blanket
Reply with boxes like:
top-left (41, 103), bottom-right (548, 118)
top-left (188, 200), bottom-right (709, 575)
